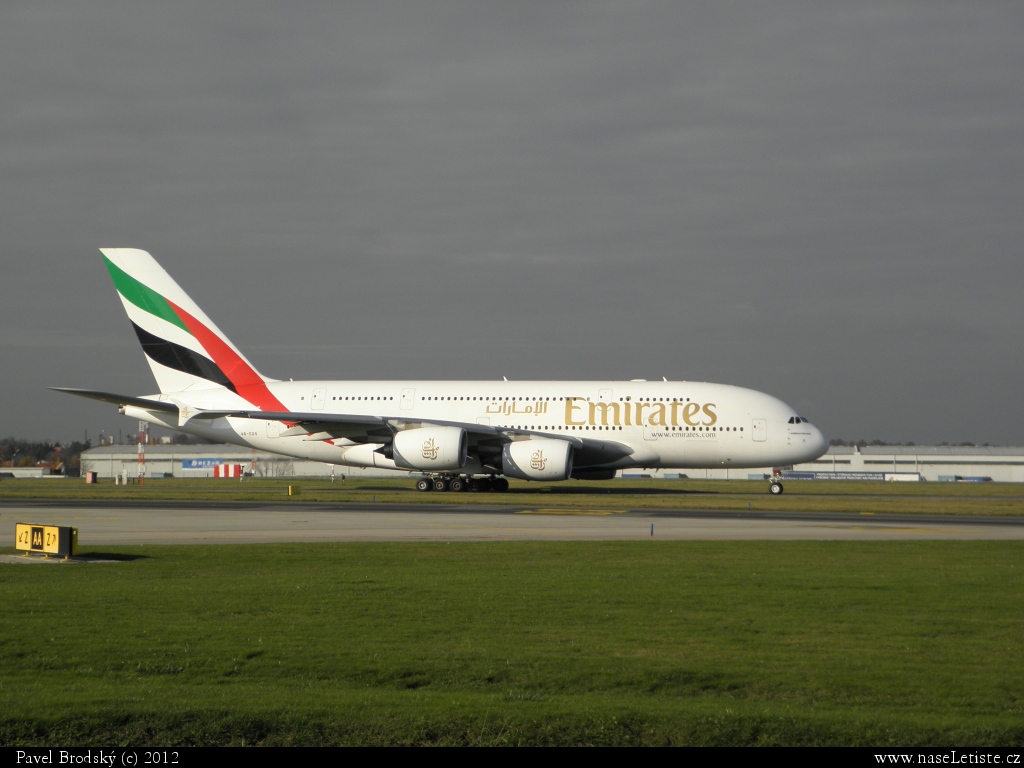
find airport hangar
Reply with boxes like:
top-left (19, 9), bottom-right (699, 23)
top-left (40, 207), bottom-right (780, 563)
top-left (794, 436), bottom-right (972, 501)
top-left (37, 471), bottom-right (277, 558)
top-left (75, 443), bottom-right (1024, 484)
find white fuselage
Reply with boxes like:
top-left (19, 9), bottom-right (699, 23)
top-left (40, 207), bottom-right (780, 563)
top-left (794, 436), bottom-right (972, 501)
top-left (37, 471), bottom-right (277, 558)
top-left (128, 378), bottom-right (829, 474)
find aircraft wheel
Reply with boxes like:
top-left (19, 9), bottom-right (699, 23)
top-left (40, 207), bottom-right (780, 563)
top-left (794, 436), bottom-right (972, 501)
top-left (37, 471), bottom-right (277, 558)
top-left (769, 482), bottom-right (784, 495)
top-left (468, 478), bottom-right (486, 493)
top-left (449, 477), bottom-right (466, 493)
top-left (415, 478), bottom-right (433, 492)
top-left (433, 478), bottom-right (450, 492)
top-left (492, 477), bottom-right (509, 492)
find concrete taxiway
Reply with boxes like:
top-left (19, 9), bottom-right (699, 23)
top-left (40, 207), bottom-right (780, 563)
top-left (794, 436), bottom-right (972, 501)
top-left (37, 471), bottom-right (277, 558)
top-left (3, 500), bottom-right (1024, 546)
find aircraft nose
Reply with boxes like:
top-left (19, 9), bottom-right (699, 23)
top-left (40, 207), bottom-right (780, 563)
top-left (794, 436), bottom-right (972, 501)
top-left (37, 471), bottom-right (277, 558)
top-left (812, 425), bottom-right (829, 458)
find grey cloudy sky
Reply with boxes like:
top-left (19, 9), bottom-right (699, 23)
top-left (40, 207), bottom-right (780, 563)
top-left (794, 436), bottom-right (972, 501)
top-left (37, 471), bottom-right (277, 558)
top-left (2, 2), bottom-right (1022, 445)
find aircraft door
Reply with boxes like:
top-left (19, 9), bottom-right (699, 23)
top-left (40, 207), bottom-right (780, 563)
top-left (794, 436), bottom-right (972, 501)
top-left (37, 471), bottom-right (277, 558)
top-left (752, 419), bottom-right (767, 442)
top-left (401, 388), bottom-right (416, 410)
top-left (312, 388), bottom-right (326, 410)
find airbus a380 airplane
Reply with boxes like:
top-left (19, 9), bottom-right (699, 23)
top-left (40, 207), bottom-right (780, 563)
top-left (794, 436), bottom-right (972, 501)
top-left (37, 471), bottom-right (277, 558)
top-left (57, 249), bottom-right (828, 494)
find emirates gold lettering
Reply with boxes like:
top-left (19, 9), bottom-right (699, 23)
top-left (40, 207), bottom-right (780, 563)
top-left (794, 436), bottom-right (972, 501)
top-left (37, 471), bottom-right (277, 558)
top-left (635, 402), bottom-right (649, 424)
top-left (506, 398), bottom-right (717, 428)
top-left (702, 403), bottom-right (718, 426)
top-left (649, 403), bottom-right (667, 426)
top-left (589, 401), bottom-right (621, 426)
top-left (682, 402), bottom-right (701, 426)
top-left (565, 397), bottom-right (587, 426)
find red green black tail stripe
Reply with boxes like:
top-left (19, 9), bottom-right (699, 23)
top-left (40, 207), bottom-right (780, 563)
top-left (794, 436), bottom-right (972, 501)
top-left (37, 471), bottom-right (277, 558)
top-left (131, 322), bottom-right (235, 391)
top-left (105, 255), bottom-right (287, 412)
top-left (164, 298), bottom-right (286, 410)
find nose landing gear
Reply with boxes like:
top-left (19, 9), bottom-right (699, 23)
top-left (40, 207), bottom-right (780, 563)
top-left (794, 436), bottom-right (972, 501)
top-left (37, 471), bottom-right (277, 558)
top-left (769, 480), bottom-right (784, 495)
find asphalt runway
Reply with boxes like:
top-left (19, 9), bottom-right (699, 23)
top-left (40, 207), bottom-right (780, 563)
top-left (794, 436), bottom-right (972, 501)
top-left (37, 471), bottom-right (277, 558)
top-left (3, 500), bottom-right (1024, 546)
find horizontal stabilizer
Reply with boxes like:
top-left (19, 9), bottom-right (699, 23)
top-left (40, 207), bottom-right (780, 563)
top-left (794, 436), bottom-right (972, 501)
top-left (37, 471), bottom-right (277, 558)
top-left (50, 388), bottom-right (177, 414)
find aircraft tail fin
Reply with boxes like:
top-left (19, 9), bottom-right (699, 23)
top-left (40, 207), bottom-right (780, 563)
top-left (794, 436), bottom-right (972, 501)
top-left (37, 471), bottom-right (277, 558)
top-left (100, 248), bottom-right (283, 409)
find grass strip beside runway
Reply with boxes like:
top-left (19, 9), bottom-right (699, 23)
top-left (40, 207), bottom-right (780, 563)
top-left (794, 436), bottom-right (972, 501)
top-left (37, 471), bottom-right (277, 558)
top-left (2, 477), bottom-right (1024, 516)
top-left (1, 541), bottom-right (1022, 745)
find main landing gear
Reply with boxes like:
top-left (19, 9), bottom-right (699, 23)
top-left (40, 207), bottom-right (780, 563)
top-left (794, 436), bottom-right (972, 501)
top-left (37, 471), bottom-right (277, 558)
top-left (416, 475), bottom-right (509, 493)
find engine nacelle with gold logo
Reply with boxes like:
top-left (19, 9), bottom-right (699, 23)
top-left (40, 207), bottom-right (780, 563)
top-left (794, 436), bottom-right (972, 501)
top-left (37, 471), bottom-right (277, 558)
top-left (393, 426), bottom-right (468, 471)
top-left (501, 437), bottom-right (574, 481)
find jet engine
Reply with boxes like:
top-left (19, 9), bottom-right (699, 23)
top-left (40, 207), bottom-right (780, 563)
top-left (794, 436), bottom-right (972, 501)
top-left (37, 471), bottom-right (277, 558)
top-left (393, 426), bottom-right (468, 471)
top-left (502, 437), bottom-right (574, 481)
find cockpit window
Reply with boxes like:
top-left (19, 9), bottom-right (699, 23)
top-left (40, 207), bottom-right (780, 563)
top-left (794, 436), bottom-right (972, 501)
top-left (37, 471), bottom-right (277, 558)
top-left (788, 416), bottom-right (811, 424)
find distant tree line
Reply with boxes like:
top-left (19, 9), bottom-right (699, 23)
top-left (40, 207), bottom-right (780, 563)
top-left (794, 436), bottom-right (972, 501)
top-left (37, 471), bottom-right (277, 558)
top-left (0, 437), bottom-right (91, 476)
top-left (1, 433), bottom-right (213, 476)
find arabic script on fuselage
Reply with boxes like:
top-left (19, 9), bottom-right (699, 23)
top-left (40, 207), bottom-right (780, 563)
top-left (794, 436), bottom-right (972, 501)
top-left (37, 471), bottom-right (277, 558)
top-left (482, 398), bottom-right (717, 427)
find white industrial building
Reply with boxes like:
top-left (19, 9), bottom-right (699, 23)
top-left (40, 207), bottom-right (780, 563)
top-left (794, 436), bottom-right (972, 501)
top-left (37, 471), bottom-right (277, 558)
top-left (80, 444), bottom-right (379, 480)
top-left (791, 444), bottom-right (1024, 483)
top-left (0, 467), bottom-right (52, 479)
top-left (630, 445), bottom-right (1024, 483)
top-left (78, 443), bottom-right (1024, 483)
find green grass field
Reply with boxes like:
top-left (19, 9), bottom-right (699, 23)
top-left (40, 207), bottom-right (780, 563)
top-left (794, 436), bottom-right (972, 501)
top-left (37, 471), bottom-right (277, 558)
top-left (2, 541), bottom-right (1023, 745)
top-left (3, 476), bottom-right (1024, 516)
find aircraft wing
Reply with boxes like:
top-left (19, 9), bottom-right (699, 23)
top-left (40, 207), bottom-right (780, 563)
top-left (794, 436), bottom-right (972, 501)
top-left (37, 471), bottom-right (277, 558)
top-left (223, 410), bottom-right (501, 440)
top-left (224, 411), bottom-right (634, 465)
top-left (51, 391), bottom-right (634, 466)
